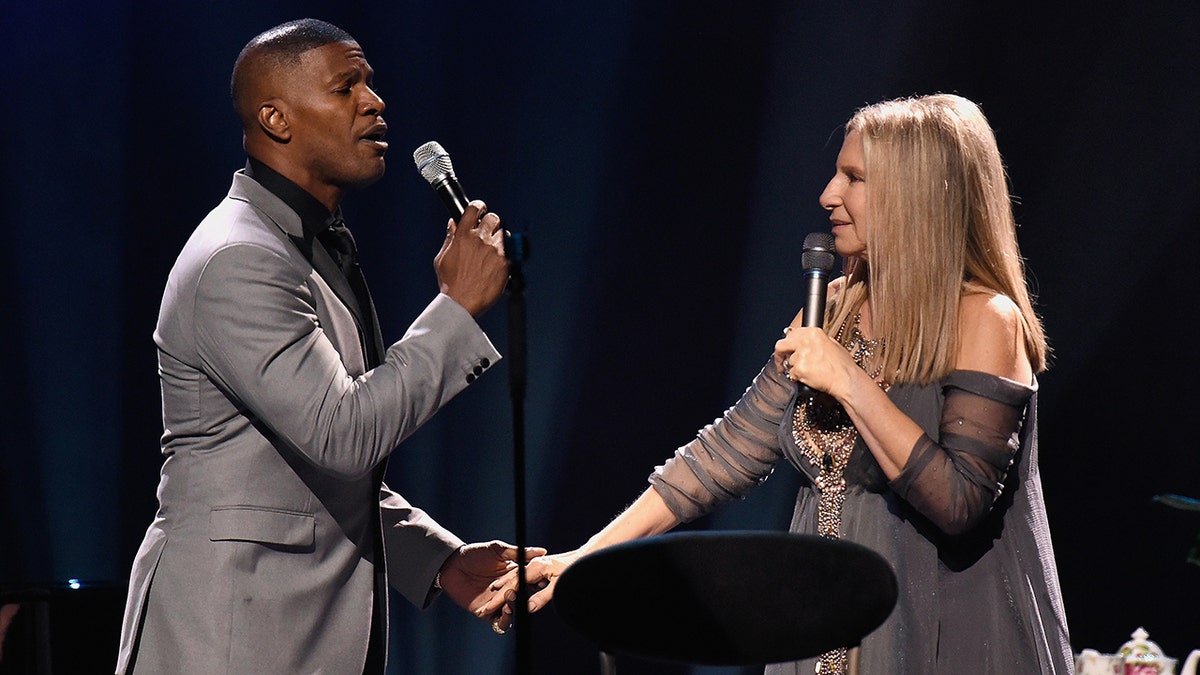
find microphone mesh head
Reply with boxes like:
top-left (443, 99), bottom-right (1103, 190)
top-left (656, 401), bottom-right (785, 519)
top-left (802, 232), bottom-right (837, 272)
top-left (413, 141), bottom-right (455, 185)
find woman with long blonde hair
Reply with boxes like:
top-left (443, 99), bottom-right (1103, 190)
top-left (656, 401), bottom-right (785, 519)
top-left (525, 94), bottom-right (1071, 674)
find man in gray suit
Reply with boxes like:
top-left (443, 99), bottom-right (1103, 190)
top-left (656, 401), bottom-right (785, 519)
top-left (116, 18), bottom-right (538, 673)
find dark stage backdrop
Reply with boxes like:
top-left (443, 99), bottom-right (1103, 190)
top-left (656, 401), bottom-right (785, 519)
top-left (2, 1), bottom-right (1197, 673)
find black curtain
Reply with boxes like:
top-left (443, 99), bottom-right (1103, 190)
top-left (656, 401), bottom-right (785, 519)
top-left (2, 1), bottom-right (1197, 673)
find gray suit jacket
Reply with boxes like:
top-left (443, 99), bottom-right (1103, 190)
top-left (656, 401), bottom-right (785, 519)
top-left (116, 172), bottom-right (500, 674)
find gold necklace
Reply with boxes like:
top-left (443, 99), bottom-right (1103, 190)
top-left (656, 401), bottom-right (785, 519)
top-left (789, 313), bottom-right (887, 675)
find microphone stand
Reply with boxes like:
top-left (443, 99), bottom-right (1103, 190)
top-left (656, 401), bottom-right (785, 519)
top-left (504, 231), bottom-right (531, 674)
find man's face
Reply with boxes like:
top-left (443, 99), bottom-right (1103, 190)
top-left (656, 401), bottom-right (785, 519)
top-left (281, 41), bottom-right (389, 194)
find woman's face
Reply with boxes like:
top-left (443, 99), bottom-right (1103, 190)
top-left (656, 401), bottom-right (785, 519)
top-left (819, 130), bottom-right (869, 260)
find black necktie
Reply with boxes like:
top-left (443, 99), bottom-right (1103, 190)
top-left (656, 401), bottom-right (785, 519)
top-left (317, 220), bottom-right (384, 368)
top-left (318, 221), bottom-right (358, 276)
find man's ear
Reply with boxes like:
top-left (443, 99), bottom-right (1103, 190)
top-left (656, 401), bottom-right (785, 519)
top-left (257, 100), bottom-right (291, 143)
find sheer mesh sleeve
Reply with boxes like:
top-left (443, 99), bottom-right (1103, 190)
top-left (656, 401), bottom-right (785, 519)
top-left (649, 359), bottom-right (792, 522)
top-left (888, 371), bottom-right (1034, 535)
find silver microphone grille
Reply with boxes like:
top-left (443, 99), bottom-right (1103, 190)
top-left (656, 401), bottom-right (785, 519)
top-left (413, 141), bottom-right (455, 185)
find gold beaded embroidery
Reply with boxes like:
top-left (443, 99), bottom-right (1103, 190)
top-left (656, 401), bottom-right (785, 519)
top-left (790, 313), bottom-right (887, 675)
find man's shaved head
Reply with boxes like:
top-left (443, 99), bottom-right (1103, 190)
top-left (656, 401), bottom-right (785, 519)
top-left (231, 18), bottom-right (356, 129)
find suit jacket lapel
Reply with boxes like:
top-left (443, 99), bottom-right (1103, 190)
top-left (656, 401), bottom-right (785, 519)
top-left (310, 240), bottom-right (365, 328)
top-left (312, 239), bottom-right (386, 368)
top-left (227, 171), bottom-right (383, 369)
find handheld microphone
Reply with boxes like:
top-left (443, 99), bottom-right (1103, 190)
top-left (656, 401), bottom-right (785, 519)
top-left (796, 231), bottom-right (836, 396)
top-left (413, 141), bottom-right (469, 220)
top-left (412, 141), bottom-right (527, 265)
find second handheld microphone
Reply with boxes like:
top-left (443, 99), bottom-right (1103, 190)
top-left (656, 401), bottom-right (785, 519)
top-left (796, 231), bottom-right (837, 396)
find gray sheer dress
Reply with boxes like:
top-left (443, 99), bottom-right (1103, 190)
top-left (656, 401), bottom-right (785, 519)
top-left (649, 359), bottom-right (1073, 674)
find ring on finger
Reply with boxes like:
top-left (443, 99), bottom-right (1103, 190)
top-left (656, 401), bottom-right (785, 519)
top-left (491, 616), bottom-right (506, 635)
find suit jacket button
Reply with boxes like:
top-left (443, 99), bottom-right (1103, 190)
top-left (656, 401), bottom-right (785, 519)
top-left (466, 373), bottom-right (477, 384)
top-left (473, 365), bottom-right (484, 376)
top-left (480, 358), bottom-right (491, 369)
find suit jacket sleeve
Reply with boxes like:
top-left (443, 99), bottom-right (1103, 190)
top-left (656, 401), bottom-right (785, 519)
top-left (379, 484), bottom-right (466, 608)
top-left (191, 241), bottom-right (500, 480)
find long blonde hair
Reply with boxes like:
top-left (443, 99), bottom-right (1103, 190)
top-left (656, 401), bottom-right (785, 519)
top-left (825, 94), bottom-right (1048, 384)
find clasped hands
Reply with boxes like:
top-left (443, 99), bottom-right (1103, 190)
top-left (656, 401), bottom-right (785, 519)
top-left (437, 541), bottom-right (548, 634)
top-left (448, 547), bottom-right (582, 633)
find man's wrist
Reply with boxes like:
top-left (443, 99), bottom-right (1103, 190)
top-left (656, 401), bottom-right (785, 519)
top-left (434, 544), bottom-right (465, 591)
